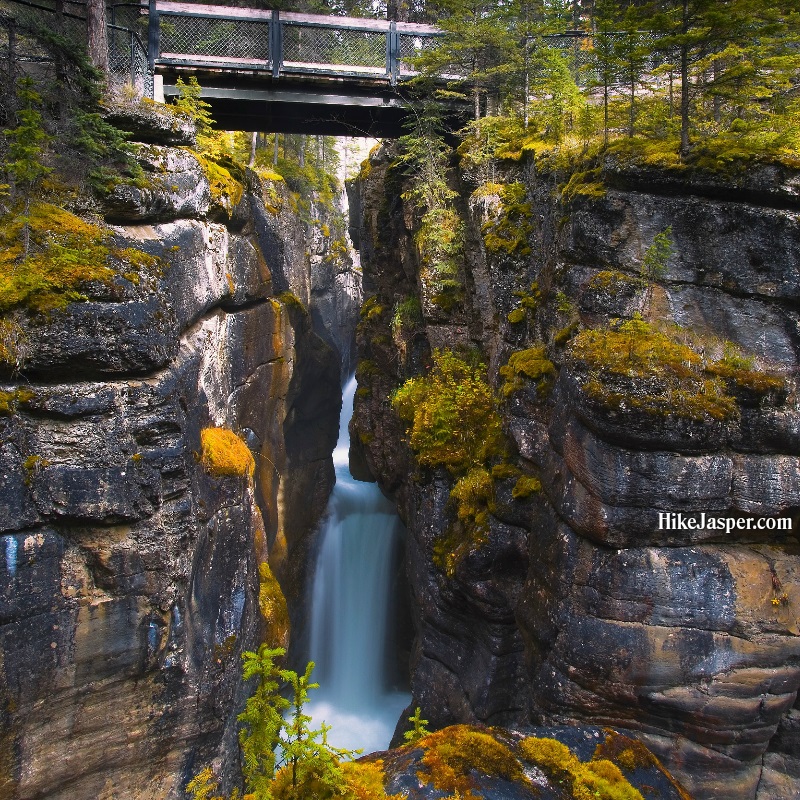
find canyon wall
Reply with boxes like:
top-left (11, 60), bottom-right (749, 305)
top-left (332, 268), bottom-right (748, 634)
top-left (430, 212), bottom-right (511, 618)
top-left (350, 145), bottom-right (800, 799)
top-left (0, 116), bottom-right (345, 799)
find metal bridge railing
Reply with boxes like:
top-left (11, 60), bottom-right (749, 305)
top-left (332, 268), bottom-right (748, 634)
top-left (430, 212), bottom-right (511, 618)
top-left (0, 0), bottom-right (152, 96)
top-left (148, 1), bottom-right (441, 86)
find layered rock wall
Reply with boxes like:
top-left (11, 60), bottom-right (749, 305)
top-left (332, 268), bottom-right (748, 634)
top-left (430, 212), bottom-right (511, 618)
top-left (0, 131), bottom-right (340, 799)
top-left (350, 145), bottom-right (800, 799)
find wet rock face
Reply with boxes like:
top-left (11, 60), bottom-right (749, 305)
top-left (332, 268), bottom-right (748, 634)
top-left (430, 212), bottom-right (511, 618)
top-left (350, 146), bottom-right (800, 800)
top-left (0, 133), bottom-right (339, 797)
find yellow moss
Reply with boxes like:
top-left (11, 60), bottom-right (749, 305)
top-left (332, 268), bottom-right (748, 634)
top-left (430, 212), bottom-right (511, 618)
top-left (257, 168), bottom-right (285, 183)
top-left (258, 561), bottom-right (289, 647)
top-left (341, 761), bottom-right (403, 800)
top-left (277, 291), bottom-right (307, 313)
top-left (521, 737), bottom-right (644, 800)
top-left (499, 345), bottom-right (556, 398)
top-left (0, 387), bottom-right (34, 415)
top-left (562, 168), bottom-right (607, 201)
top-left (360, 296), bottom-right (384, 321)
top-left (507, 307), bottom-right (526, 324)
top-left (570, 317), bottom-right (740, 422)
top-left (481, 182), bottom-right (534, 257)
top-left (199, 427), bottom-right (255, 479)
top-left (512, 475), bottom-right (541, 499)
top-left (194, 153), bottom-right (244, 207)
top-left (417, 725), bottom-right (525, 800)
top-left (0, 202), bottom-right (158, 314)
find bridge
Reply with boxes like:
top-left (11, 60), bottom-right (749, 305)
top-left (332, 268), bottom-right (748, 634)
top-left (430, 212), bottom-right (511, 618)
top-left (146, 1), bottom-right (442, 135)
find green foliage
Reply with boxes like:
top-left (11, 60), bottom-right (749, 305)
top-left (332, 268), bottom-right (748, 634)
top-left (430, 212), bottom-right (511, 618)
top-left (499, 345), bottom-right (556, 398)
top-left (392, 350), bottom-right (509, 573)
top-left (392, 349), bottom-right (505, 475)
top-left (173, 77), bottom-right (215, 138)
top-left (641, 227), bottom-right (673, 282)
top-left (403, 707), bottom-right (431, 746)
top-left (391, 297), bottom-right (423, 336)
top-left (3, 79), bottom-right (52, 204)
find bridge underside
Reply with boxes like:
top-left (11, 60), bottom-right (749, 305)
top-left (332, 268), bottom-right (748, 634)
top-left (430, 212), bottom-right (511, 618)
top-left (160, 70), bottom-right (419, 136)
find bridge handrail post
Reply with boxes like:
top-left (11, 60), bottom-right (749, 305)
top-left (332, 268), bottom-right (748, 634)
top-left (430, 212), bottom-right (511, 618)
top-left (387, 20), bottom-right (398, 86)
top-left (147, 0), bottom-right (159, 71)
top-left (270, 9), bottom-right (282, 78)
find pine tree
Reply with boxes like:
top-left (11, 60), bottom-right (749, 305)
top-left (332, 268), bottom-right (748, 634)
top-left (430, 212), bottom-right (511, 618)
top-left (3, 78), bottom-right (52, 257)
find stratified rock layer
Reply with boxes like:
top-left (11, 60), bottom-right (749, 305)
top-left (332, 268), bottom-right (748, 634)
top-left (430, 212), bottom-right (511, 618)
top-left (350, 145), bottom-right (800, 800)
top-left (0, 136), bottom-right (340, 799)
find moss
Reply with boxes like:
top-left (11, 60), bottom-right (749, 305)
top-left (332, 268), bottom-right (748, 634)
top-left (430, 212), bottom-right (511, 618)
top-left (340, 760), bottom-right (402, 800)
top-left (258, 561), bottom-right (289, 648)
top-left (0, 202), bottom-right (161, 315)
top-left (561, 168), bottom-right (607, 201)
top-left (22, 454), bottom-right (49, 485)
top-left (360, 296), bottom-right (385, 321)
top-left (0, 319), bottom-right (29, 369)
top-left (481, 182), bottom-right (534, 257)
top-left (499, 345), bottom-right (556, 398)
top-left (491, 463), bottom-right (521, 480)
top-left (554, 321), bottom-right (580, 347)
top-left (277, 291), bottom-right (307, 314)
top-left (199, 427), bottom-right (255, 479)
top-left (356, 386), bottom-right (372, 399)
top-left (588, 270), bottom-right (646, 293)
top-left (417, 725), bottom-right (525, 800)
top-left (512, 475), bottom-right (541, 499)
top-left (355, 359), bottom-right (381, 381)
top-left (520, 737), bottom-right (644, 800)
top-left (430, 278), bottom-right (464, 311)
top-left (391, 297), bottom-right (422, 335)
top-left (570, 317), bottom-right (742, 422)
top-left (506, 282), bottom-right (541, 326)
top-left (193, 152), bottom-right (244, 207)
top-left (0, 387), bottom-right (34, 415)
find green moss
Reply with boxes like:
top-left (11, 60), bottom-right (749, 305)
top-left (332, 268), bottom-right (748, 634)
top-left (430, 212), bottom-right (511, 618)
top-left (569, 317), bottom-right (745, 422)
top-left (417, 725), bottom-right (525, 800)
top-left (481, 182), bottom-right (534, 257)
top-left (561, 168), bottom-right (607, 201)
top-left (22, 454), bottom-right (49, 485)
top-left (259, 561), bottom-right (289, 648)
top-left (555, 321), bottom-right (580, 347)
top-left (512, 475), bottom-right (541, 499)
top-left (0, 202), bottom-right (156, 314)
top-left (506, 282), bottom-right (541, 326)
top-left (499, 345), bottom-right (556, 398)
top-left (360, 296), bottom-right (385, 321)
top-left (199, 427), bottom-right (255, 479)
top-left (588, 271), bottom-right (646, 292)
top-left (0, 387), bottom-right (34, 415)
top-left (520, 737), bottom-right (644, 800)
top-left (491, 463), bottom-right (521, 480)
top-left (277, 291), bottom-right (307, 314)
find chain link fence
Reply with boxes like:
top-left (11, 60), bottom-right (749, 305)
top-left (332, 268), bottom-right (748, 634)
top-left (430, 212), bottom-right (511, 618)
top-left (283, 24), bottom-right (386, 73)
top-left (0, 0), bottom-right (152, 95)
top-left (159, 12), bottom-right (269, 66)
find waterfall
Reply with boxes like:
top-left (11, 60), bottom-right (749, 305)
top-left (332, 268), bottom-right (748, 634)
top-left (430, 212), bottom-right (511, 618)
top-left (305, 376), bottom-right (409, 754)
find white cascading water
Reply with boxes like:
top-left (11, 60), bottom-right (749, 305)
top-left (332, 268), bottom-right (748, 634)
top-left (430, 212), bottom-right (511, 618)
top-left (305, 376), bottom-right (410, 754)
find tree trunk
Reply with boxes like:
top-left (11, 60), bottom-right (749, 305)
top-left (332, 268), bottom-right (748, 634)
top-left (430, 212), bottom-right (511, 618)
top-left (248, 131), bottom-right (257, 167)
top-left (679, 0), bottom-right (690, 157)
top-left (86, 0), bottom-right (109, 76)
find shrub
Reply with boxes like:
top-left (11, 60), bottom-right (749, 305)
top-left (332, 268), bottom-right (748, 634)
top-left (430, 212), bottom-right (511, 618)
top-left (199, 427), bottom-right (255, 479)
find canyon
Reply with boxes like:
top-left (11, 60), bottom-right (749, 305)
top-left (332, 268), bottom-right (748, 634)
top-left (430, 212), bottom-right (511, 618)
top-left (1, 103), bottom-right (799, 800)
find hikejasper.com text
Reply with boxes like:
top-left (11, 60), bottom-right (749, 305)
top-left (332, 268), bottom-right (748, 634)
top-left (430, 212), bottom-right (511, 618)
top-left (657, 512), bottom-right (793, 534)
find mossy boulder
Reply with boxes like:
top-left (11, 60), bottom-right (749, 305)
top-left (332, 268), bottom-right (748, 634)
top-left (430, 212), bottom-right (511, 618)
top-left (378, 725), bottom-right (690, 800)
